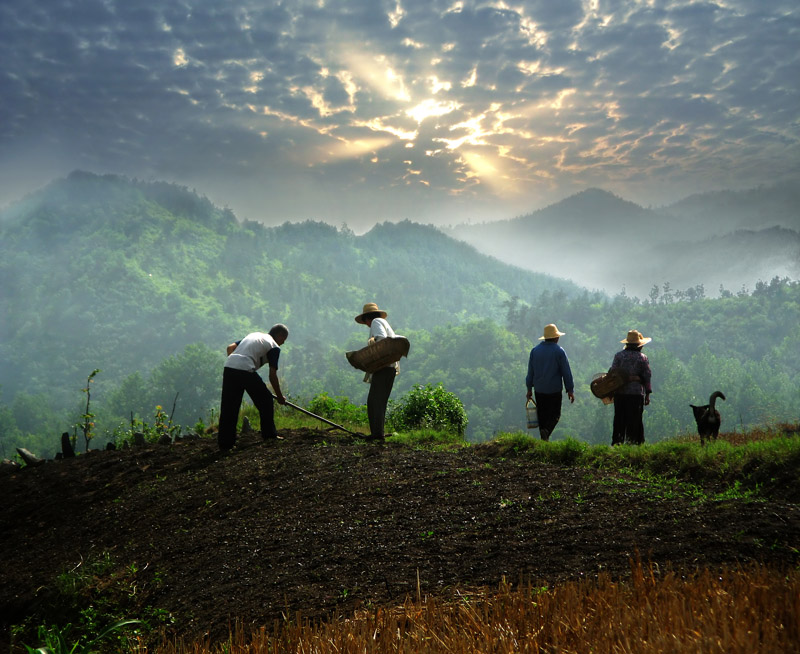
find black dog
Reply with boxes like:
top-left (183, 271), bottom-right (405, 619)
top-left (690, 391), bottom-right (726, 445)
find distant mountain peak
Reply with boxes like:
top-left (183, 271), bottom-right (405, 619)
top-left (548, 188), bottom-right (645, 216)
top-left (572, 187), bottom-right (622, 200)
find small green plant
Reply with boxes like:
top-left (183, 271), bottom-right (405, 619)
top-left (23, 618), bottom-right (141, 654)
top-left (388, 383), bottom-right (468, 436)
top-left (14, 551), bottom-right (170, 653)
top-left (712, 480), bottom-right (762, 502)
top-left (114, 405), bottom-right (183, 446)
top-left (78, 369), bottom-right (101, 452)
top-left (152, 405), bottom-right (180, 441)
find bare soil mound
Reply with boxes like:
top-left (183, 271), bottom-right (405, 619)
top-left (2, 429), bottom-right (798, 649)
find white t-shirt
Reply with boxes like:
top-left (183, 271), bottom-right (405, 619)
top-left (368, 317), bottom-right (399, 375)
top-left (369, 317), bottom-right (395, 341)
top-left (225, 332), bottom-right (280, 372)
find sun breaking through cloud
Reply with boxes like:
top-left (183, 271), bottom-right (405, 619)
top-left (0, 0), bottom-right (797, 228)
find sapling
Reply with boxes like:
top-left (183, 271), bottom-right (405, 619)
top-left (79, 369), bottom-right (101, 453)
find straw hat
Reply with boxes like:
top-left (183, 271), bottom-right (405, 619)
top-left (621, 329), bottom-right (652, 346)
top-left (538, 323), bottom-right (566, 340)
top-left (355, 302), bottom-right (388, 324)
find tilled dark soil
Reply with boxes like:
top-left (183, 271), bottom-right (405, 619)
top-left (1, 429), bottom-right (799, 649)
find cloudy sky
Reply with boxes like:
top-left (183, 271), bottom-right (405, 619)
top-left (1, 0), bottom-right (798, 230)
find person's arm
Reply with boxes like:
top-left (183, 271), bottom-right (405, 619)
top-left (265, 347), bottom-right (285, 404)
top-left (525, 350), bottom-right (535, 400)
top-left (268, 365), bottom-right (286, 404)
top-left (641, 357), bottom-right (652, 405)
top-left (561, 350), bottom-right (576, 404)
top-left (226, 340), bottom-right (241, 356)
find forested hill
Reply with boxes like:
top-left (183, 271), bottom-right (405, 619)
top-left (0, 171), bottom-right (574, 418)
top-left (2, 171), bottom-right (799, 451)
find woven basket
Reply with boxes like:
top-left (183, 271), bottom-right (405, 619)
top-left (590, 369), bottom-right (629, 400)
top-left (346, 336), bottom-right (410, 373)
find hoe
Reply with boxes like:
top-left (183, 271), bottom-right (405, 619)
top-left (272, 393), bottom-right (359, 437)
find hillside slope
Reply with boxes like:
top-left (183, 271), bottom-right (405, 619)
top-left (2, 431), bottom-right (799, 650)
top-left (0, 171), bottom-right (576, 409)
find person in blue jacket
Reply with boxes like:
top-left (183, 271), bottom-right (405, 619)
top-left (525, 323), bottom-right (575, 441)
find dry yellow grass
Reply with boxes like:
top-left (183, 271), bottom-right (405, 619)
top-left (148, 562), bottom-right (799, 654)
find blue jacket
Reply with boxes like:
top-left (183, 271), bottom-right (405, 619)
top-left (526, 341), bottom-right (574, 395)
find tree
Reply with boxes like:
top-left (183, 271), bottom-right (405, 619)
top-left (107, 372), bottom-right (150, 422)
top-left (147, 343), bottom-right (224, 426)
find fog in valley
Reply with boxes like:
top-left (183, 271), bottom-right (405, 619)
top-left (447, 183), bottom-right (800, 299)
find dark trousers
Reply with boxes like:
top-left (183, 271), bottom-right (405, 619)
top-left (612, 394), bottom-right (644, 445)
top-left (367, 367), bottom-right (396, 438)
top-left (534, 391), bottom-right (562, 441)
top-left (218, 367), bottom-right (277, 450)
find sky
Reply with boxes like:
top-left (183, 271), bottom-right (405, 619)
top-left (1, 0), bottom-right (798, 231)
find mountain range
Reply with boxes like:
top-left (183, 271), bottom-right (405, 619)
top-left (448, 184), bottom-right (800, 297)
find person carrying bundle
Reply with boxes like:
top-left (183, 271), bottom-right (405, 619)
top-left (608, 329), bottom-right (652, 445)
top-left (355, 303), bottom-right (398, 440)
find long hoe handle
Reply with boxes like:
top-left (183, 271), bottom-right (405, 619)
top-left (273, 395), bottom-right (359, 436)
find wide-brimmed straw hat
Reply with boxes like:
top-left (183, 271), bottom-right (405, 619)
top-left (621, 329), bottom-right (652, 346)
top-left (538, 323), bottom-right (566, 340)
top-left (355, 302), bottom-right (388, 324)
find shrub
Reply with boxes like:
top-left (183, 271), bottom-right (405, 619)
top-left (307, 393), bottom-right (368, 425)
top-left (388, 383), bottom-right (468, 436)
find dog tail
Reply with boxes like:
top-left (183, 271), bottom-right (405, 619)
top-left (709, 391), bottom-right (725, 410)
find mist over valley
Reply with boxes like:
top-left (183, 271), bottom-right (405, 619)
top-left (448, 184), bottom-right (800, 298)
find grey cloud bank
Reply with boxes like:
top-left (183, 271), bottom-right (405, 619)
top-left (1, 0), bottom-right (798, 230)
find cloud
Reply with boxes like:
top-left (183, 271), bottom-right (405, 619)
top-left (1, 0), bottom-right (798, 221)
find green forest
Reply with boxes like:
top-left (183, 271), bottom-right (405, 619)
top-left (1, 172), bottom-right (798, 457)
